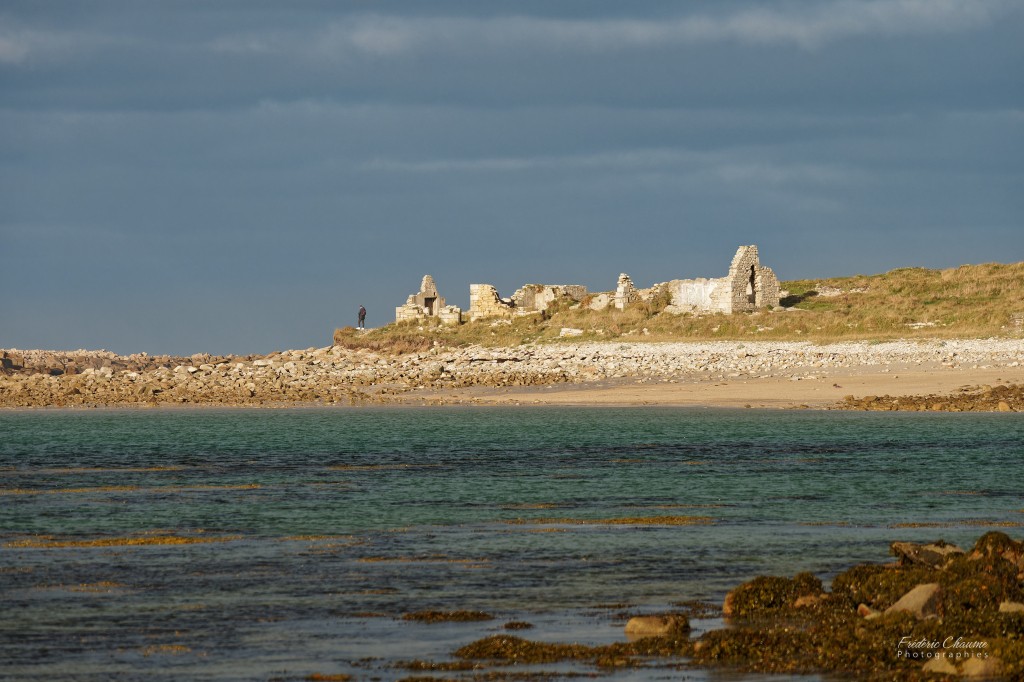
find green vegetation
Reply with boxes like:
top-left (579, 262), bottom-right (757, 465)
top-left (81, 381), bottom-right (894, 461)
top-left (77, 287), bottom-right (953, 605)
top-left (335, 261), bottom-right (1024, 351)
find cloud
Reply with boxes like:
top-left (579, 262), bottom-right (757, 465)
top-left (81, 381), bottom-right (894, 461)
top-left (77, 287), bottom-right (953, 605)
top-left (0, 34), bottom-right (29, 63)
top-left (362, 148), bottom-right (703, 174)
top-left (208, 0), bottom-right (1016, 61)
top-left (362, 148), bottom-right (861, 191)
top-left (0, 25), bottom-right (50, 64)
top-left (0, 21), bottom-right (133, 65)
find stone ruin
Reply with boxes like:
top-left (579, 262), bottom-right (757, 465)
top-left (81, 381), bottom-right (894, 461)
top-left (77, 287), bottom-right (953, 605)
top-left (660, 244), bottom-right (781, 314)
top-left (397, 246), bottom-right (781, 324)
top-left (579, 246), bottom-right (780, 315)
top-left (467, 284), bottom-right (514, 322)
top-left (395, 275), bottom-right (462, 325)
top-left (467, 283), bottom-right (589, 322)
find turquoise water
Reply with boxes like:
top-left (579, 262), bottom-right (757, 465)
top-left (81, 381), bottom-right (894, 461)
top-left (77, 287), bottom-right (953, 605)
top-left (1, 407), bottom-right (1022, 680)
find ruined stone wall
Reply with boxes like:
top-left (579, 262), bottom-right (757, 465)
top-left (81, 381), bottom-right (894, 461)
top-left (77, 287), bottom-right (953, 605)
top-left (666, 277), bottom-right (723, 311)
top-left (725, 245), bottom-right (759, 313)
top-left (716, 246), bottom-right (781, 312)
top-left (512, 284), bottom-right (588, 313)
top-left (469, 284), bottom-right (515, 322)
top-left (395, 298), bottom-right (424, 323)
top-left (396, 274), bottom-right (458, 323)
top-left (614, 274), bottom-right (638, 310)
top-left (651, 246), bottom-right (781, 314)
top-left (402, 246), bottom-right (778, 324)
top-left (436, 306), bottom-right (462, 325)
top-left (756, 266), bottom-right (781, 309)
top-left (511, 285), bottom-right (542, 311)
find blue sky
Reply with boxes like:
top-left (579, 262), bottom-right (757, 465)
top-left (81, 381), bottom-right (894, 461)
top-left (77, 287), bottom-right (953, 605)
top-left (2, 0), bottom-right (1022, 355)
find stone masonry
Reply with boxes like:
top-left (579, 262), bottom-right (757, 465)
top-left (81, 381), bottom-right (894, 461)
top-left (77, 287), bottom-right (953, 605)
top-left (589, 246), bottom-right (780, 315)
top-left (614, 274), bottom-right (638, 310)
top-left (396, 275), bottom-right (462, 325)
top-left (469, 283), bottom-right (589, 321)
top-left (662, 245), bottom-right (780, 314)
top-left (512, 284), bottom-right (588, 313)
top-left (409, 245), bottom-right (780, 324)
top-left (468, 284), bottom-right (516, 322)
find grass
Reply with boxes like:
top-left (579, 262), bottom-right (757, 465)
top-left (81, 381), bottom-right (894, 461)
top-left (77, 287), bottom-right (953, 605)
top-left (334, 261), bottom-right (1024, 351)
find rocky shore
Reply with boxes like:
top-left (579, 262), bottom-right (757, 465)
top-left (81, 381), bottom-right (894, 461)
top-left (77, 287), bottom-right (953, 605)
top-left (840, 382), bottom-right (1024, 412)
top-left (1, 338), bottom-right (1022, 408)
top-left (441, 532), bottom-right (1024, 680)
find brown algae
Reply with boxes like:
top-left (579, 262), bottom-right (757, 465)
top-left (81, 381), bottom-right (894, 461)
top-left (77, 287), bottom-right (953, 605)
top-left (402, 610), bottom-right (495, 623)
top-left (445, 533), bottom-right (1024, 680)
top-left (7, 533), bottom-right (243, 548)
top-left (503, 515), bottom-right (714, 526)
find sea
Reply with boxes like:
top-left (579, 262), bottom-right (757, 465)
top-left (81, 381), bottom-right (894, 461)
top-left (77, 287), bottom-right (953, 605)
top-left (1, 407), bottom-right (1022, 681)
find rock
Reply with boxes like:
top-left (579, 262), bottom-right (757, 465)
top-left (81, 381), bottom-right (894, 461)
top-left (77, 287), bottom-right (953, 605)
top-left (998, 401), bottom-right (1012, 412)
top-left (722, 591), bottom-right (735, 617)
top-left (960, 655), bottom-right (1002, 679)
top-left (624, 614), bottom-right (689, 639)
top-left (885, 583), bottom-right (941, 619)
top-left (890, 540), bottom-right (965, 568)
top-left (999, 600), bottom-right (1024, 614)
top-left (922, 656), bottom-right (957, 675)
top-left (857, 603), bottom-right (881, 620)
top-left (970, 532), bottom-right (1024, 573)
top-left (793, 594), bottom-right (822, 608)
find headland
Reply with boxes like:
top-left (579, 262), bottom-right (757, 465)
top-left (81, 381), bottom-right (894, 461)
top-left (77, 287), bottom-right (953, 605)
top-left (4, 260), bottom-right (1023, 410)
top-left (2, 339), bottom-right (1022, 410)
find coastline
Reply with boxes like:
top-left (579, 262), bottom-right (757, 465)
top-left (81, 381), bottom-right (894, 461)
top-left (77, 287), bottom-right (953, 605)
top-left (2, 339), bottom-right (1022, 410)
top-left (417, 366), bottom-right (1024, 409)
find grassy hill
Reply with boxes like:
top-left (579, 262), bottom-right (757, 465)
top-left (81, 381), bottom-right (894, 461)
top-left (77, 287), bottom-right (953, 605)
top-left (335, 261), bottom-right (1024, 351)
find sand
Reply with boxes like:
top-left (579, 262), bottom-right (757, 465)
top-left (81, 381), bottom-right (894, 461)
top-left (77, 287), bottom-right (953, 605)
top-left (424, 366), bottom-right (1024, 409)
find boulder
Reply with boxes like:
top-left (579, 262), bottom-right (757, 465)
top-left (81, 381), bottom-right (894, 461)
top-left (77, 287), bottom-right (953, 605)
top-left (960, 655), bottom-right (1002, 679)
top-left (970, 532), bottom-right (1024, 574)
top-left (722, 591), bottom-right (735, 617)
top-left (890, 540), bottom-right (964, 568)
top-left (857, 603), bottom-right (881, 620)
top-left (999, 600), bottom-right (1024, 614)
top-left (624, 614), bottom-right (689, 639)
top-left (885, 583), bottom-right (941, 619)
top-left (793, 594), bottom-right (822, 608)
top-left (921, 656), bottom-right (957, 675)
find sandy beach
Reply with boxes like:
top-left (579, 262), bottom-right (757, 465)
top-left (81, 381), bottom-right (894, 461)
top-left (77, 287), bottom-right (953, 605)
top-left (443, 366), bottom-right (1024, 408)
top-left (2, 339), bottom-right (1022, 410)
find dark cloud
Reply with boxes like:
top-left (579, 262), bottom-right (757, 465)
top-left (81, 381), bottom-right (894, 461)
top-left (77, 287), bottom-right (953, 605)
top-left (1, 1), bottom-right (1021, 354)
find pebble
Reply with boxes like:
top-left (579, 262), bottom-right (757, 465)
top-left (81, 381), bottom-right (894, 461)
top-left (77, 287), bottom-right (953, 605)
top-left (1, 339), bottom-right (1021, 407)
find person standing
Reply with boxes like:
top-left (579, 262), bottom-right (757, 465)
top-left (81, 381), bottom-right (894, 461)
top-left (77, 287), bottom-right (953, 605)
top-left (358, 305), bottom-right (366, 329)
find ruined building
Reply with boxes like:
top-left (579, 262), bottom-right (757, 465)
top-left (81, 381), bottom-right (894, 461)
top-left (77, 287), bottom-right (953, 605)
top-left (577, 246), bottom-right (780, 315)
top-left (467, 284), bottom-right (514, 322)
top-left (661, 245), bottom-right (781, 314)
top-left (395, 275), bottom-right (462, 325)
top-left (468, 283), bottom-right (588, 322)
top-left (398, 246), bottom-right (780, 325)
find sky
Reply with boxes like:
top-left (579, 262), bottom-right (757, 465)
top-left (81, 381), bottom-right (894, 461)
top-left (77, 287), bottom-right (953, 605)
top-left (2, 0), bottom-right (1022, 356)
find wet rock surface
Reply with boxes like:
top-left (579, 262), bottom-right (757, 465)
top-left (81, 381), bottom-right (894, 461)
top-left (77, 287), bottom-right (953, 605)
top-left (891, 540), bottom-right (966, 569)
top-left (839, 382), bottom-right (1024, 412)
top-left (624, 614), bottom-right (690, 639)
top-left (441, 533), bottom-right (1024, 680)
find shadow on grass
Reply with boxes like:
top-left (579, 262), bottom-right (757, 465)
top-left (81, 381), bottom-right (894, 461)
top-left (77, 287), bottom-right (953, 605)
top-left (779, 290), bottom-right (818, 307)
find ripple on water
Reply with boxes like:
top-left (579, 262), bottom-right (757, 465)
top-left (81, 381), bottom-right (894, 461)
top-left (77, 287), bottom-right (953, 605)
top-left (0, 407), bottom-right (1021, 680)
